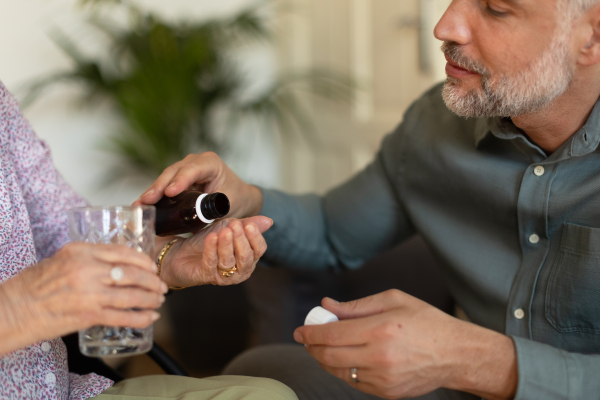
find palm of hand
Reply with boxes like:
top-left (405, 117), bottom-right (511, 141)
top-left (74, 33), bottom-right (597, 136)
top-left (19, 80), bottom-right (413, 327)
top-left (160, 216), bottom-right (269, 287)
top-left (165, 219), bottom-right (231, 287)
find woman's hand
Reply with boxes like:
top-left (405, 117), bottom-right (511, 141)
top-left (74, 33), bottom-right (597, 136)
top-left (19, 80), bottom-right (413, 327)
top-left (158, 216), bottom-right (273, 288)
top-left (0, 242), bottom-right (168, 357)
top-left (133, 152), bottom-right (263, 219)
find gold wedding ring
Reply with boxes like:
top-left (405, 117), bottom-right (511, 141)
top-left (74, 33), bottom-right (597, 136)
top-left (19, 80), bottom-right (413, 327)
top-left (220, 265), bottom-right (237, 278)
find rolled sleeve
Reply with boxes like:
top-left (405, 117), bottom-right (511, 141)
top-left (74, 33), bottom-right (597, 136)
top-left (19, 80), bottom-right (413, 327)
top-left (512, 336), bottom-right (599, 400)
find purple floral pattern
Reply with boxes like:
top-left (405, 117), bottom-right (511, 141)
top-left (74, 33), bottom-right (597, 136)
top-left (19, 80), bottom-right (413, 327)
top-left (0, 81), bottom-right (113, 399)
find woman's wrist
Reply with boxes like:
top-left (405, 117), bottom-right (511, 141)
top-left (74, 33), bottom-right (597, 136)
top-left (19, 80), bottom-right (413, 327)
top-left (0, 275), bottom-right (43, 357)
top-left (155, 237), bottom-right (185, 287)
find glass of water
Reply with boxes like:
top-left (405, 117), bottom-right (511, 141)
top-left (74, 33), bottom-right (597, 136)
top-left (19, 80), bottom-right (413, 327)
top-left (68, 206), bottom-right (156, 357)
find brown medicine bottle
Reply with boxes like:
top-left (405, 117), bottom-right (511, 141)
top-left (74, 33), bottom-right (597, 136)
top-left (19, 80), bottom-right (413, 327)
top-left (154, 191), bottom-right (230, 236)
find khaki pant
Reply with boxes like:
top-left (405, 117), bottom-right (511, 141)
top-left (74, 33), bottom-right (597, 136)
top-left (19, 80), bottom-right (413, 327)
top-left (91, 374), bottom-right (298, 400)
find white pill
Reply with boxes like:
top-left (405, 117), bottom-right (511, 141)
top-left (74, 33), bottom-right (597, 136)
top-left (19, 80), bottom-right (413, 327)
top-left (305, 306), bottom-right (339, 325)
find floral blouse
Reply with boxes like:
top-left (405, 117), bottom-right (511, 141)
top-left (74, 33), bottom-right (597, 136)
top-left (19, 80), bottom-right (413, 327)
top-left (0, 81), bottom-right (114, 399)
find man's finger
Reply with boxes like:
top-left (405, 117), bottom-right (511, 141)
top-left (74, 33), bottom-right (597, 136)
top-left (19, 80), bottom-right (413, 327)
top-left (318, 364), bottom-right (381, 395)
top-left (294, 317), bottom-right (374, 346)
top-left (135, 165), bottom-right (181, 205)
top-left (321, 289), bottom-right (409, 320)
top-left (305, 344), bottom-right (369, 368)
top-left (163, 160), bottom-right (217, 198)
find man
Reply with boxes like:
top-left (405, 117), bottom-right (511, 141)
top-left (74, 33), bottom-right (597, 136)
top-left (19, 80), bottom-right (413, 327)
top-left (136, 0), bottom-right (600, 399)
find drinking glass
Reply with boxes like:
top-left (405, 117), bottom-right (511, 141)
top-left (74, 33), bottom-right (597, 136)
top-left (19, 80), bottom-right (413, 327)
top-left (68, 206), bottom-right (156, 357)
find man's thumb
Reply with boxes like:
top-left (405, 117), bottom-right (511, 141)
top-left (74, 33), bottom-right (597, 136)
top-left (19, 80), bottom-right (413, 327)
top-left (321, 290), bottom-right (406, 319)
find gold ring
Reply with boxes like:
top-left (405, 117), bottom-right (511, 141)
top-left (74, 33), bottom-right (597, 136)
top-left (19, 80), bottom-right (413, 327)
top-left (220, 265), bottom-right (237, 278)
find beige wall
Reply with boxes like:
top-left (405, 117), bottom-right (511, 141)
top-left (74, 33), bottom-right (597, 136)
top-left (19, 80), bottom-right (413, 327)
top-left (276, 0), bottom-right (450, 194)
top-left (0, 0), bottom-right (452, 203)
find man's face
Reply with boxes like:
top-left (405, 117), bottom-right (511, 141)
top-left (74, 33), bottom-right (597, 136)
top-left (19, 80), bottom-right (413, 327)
top-left (434, 0), bottom-right (576, 118)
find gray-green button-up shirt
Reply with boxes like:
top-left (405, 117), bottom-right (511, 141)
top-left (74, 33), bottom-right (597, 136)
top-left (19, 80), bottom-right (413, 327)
top-left (259, 83), bottom-right (600, 399)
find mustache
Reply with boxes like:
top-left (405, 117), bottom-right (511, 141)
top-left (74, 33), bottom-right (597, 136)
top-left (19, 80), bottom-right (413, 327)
top-left (441, 42), bottom-right (488, 76)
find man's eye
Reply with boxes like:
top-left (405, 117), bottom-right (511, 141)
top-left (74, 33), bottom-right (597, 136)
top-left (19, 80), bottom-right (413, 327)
top-left (486, 4), bottom-right (508, 17)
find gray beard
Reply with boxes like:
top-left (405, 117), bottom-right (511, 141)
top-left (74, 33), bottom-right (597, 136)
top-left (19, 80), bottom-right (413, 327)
top-left (441, 36), bottom-right (574, 118)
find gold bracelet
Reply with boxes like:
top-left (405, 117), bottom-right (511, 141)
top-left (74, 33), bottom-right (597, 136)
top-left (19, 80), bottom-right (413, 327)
top-left (156, 238), bottom-right (186, 291)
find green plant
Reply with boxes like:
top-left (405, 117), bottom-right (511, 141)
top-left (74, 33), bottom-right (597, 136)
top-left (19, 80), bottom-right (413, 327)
top-left (23, 0), bottom-right (352, 180)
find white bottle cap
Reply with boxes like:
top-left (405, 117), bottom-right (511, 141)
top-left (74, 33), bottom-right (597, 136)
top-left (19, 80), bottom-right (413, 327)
top-left (305, 306), bottom-right (339, 325)
top-left (195, 193), bottom-right (215, 224)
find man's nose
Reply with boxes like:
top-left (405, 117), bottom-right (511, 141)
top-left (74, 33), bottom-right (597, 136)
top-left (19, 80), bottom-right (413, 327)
top-left (434, 0), bottom-right (472, 45)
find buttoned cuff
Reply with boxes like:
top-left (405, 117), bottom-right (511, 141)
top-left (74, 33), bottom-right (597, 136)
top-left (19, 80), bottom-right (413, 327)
top-left (512, 336), bottom-right (579, 400)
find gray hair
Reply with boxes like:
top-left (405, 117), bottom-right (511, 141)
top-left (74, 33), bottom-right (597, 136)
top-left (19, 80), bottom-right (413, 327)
top-left (564, 0), bottom-right (599, 16)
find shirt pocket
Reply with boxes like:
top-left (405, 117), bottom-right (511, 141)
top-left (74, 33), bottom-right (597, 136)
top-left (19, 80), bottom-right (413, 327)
top-left (545, 223), bottom-right (600, 334)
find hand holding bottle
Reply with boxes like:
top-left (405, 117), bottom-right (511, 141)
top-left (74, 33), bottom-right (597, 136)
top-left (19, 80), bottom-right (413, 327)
top-left (133, 152), bottom-right (262, 219)
top-left (133, 152), bottom-right (273, 288)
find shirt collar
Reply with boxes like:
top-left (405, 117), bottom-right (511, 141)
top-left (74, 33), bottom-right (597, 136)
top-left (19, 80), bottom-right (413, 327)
top-left (473, 97), bottom-right (600, 158)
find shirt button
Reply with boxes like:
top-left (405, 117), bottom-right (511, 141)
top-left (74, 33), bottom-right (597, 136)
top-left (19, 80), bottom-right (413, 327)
top-left (41, 342), bottom-right (51, 352)
top-left (514, 308), bottom-right (525, 320)
top-left (534, 166), bottom-right (545, 176)
top-left (529, 234), bottom-right (540, 244)
top-left (44, 372), bottom-right (56, 385)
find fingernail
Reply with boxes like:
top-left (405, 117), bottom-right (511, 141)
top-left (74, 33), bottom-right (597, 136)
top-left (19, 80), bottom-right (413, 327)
top-left (151, 312), bottom-right (160, 321)
top-left (167, 182), bottom-right (176, 188)
top-left (142, 188), bottom-right (154, 197)
top-left (294, 331), bottom-right (303, 343)
top-left (153, 263), bottom-right (159, 273)
top-left (270, 218), bottom-right (274, 226)
top-left (159, 294), bottom-right (165, 302)
top-left (325, 297), bottom-right (340, 305)
top-left (161, 283), bottom-right (168, 293)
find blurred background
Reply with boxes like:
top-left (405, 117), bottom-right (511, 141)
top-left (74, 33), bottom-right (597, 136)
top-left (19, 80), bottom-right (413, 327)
top-left (0, 0), bottom-right (451, 380)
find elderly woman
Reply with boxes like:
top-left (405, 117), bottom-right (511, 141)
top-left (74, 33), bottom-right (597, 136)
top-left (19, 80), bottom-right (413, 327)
top-left (0, 81), bottom-right (296, 400)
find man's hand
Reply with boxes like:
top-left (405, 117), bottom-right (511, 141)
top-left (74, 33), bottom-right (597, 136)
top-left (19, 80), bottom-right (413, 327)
top-left (158, 216), bottom-right (272, 288)
top-left (133, 152), bottom-right (263, 219)
top-left (293, 290), bottom-right (518, 400)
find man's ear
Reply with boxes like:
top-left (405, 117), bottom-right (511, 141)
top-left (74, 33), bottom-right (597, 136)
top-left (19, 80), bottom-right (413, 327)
top-left (577, 4), bottom-right (600, 66)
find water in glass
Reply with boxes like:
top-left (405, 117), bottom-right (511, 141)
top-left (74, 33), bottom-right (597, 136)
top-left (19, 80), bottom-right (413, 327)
top-left (68, 206), bottom-right (155, 357)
